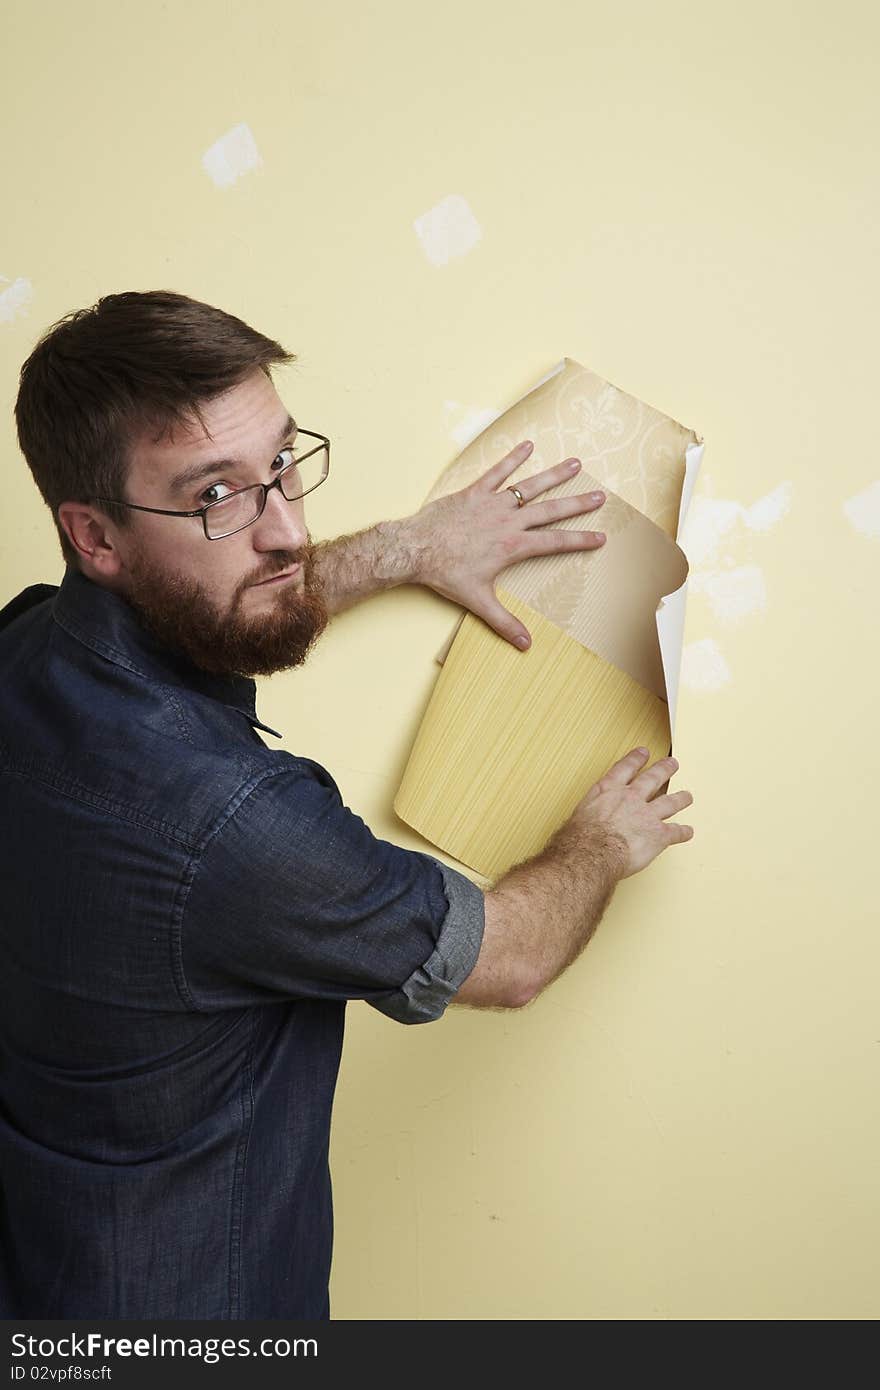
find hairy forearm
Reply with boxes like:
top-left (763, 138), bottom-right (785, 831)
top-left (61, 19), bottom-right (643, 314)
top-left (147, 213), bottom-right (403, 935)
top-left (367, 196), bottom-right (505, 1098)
top-left (487, 820), bottom-right (628, 1001)
top-left (310, 517), bottom-right (425, 617)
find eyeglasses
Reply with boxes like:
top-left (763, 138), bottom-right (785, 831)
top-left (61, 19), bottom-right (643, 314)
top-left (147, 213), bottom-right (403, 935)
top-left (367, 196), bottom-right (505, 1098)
top-left (91, 428), bottom-right (331, 540)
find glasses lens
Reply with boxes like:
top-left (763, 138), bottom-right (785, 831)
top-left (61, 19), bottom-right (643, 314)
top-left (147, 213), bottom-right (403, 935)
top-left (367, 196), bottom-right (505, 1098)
top-left (205, 487), bottom-right (264, 539)
top-left (279, 442), bottom-right (329, 502)
top-left (203, 439), bottom-right (329, 537)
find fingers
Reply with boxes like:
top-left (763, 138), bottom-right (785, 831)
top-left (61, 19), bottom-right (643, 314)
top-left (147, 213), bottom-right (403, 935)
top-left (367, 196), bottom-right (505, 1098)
top-left (526, 527), bottom-right (607, 554)
top-left (600, 747), bottom-right (654, 785)
top-left (599, 748), bottom-right (680, 793)
top-left (521, 492), bottom-right (607, 529)
top-left (471, 588), bottom-right (532, 650)
top-left (666, 821), bottom-right (695, 843)
top-left (504, 456), bottom-right (588, 500)
top-left (477, 440), bottom-right (535, 493)
top-left (649, 788), bottom-right (694, 820)
top-left (477, 445), bottom-right (602, 502)
top-left (652, 787), bottom-right (696, 844)
top-left (632, 754), bottom-right (681, 800)
top-left (586, 749), bottom-right (696, 847)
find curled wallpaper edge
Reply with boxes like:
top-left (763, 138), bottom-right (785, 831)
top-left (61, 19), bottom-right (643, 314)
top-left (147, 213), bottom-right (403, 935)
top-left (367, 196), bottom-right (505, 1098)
top-left (657, 440), bottom-right (704, 741)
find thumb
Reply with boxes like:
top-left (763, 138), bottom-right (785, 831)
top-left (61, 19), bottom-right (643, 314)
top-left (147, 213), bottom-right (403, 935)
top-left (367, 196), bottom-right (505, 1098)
top-left (472, 589), bottom-right (531, 650)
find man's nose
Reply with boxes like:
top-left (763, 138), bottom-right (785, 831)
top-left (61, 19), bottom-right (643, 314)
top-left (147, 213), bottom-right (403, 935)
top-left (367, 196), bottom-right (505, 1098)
top-left (251, 485), bottom-right (308, 553)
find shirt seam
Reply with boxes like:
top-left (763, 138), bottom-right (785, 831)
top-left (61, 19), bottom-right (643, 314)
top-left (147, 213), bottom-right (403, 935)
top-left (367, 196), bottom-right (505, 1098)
top-left (51, 604), bottom-right (274, 740)
top-left (0, 747), bottom-right (197, 850)
top-left (227, 1009), bottom-right (259, 1319)
top-left (53, 607), bottom-right (194, 746)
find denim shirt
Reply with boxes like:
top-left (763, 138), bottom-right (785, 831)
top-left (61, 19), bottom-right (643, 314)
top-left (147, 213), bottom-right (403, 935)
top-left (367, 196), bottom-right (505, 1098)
top-left (0, 566), bottom-right (485, 1319)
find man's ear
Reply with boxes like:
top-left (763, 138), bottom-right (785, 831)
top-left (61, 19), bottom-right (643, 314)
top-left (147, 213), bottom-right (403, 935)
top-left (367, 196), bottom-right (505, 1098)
top-left (57, 503), bottom-right (125, 581)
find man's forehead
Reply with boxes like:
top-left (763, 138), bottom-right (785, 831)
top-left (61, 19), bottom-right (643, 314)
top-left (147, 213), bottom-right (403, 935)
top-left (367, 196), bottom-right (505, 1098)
top-left (139, 379), bottom-right (285, 457)
top-left (139, 412), bottom-right (214, 456)
top-left (129, 382), bottom-right (295, 490)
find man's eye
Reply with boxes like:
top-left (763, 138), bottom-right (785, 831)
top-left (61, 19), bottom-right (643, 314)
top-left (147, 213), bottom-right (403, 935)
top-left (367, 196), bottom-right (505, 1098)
top-left (199, 448), bottom-right (295, 506)
top-left (200, 481), bottom-right (235, 505)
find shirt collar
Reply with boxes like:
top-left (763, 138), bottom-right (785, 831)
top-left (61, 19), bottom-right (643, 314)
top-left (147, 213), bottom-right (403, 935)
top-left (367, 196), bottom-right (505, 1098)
top-left (48, 566), bottom-right (284, 739)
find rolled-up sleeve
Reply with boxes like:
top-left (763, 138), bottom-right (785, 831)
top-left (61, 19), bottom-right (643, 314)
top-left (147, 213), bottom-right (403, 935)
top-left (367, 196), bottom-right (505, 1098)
top-left (178, 755), bottom-right (485, 1023)
top-left (365, 858), bottom-right (485, 1024)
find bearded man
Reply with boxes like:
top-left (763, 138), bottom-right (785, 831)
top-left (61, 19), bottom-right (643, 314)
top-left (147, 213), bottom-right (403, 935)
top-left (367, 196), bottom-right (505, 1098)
top-left (0, 290), bottom-right (693, 1319)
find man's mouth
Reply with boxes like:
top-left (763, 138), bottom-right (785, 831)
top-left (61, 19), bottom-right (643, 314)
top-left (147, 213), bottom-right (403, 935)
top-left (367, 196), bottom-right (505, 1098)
top-left (254, 564), bottom-right (303, 586)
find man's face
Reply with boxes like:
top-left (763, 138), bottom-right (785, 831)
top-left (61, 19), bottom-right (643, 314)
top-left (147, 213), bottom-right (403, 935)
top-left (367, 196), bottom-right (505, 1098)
top-left (103, 368), bottom-right (329, 678)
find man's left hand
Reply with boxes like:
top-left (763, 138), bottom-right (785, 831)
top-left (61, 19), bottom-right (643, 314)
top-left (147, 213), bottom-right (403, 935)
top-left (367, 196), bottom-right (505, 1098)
top-left (405, 440), bottom-right (607, 650)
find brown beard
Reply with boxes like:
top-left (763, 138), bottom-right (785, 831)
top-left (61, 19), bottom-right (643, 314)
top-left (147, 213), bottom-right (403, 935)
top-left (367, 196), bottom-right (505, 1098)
top-left (122, 538), bottom-right (330, 678)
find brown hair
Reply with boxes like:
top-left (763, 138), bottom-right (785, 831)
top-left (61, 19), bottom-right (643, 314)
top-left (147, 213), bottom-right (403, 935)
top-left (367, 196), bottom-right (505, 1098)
top-left (14, 289), bottom-right (297, 569)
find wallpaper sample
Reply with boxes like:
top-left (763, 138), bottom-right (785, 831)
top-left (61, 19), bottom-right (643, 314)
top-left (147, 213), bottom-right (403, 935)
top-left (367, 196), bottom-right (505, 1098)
top-left (395, 357), bottom-right (703, 880)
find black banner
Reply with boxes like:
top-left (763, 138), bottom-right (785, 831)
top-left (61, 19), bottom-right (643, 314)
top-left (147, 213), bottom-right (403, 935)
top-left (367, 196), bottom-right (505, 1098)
top-left (4, 1321), bottom-right (554, 1386)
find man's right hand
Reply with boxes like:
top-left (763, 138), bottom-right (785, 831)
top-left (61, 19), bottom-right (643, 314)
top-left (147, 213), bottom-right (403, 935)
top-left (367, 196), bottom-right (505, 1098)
top-left (569, 746), bottom-right (694, 880)
top-left (454, 747), bottom-right (696, 1010)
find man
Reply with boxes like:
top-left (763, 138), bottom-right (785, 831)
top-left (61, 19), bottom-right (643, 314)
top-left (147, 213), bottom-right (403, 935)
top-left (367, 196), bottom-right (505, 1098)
top-left (0, 291), bottom-right (694, 1319)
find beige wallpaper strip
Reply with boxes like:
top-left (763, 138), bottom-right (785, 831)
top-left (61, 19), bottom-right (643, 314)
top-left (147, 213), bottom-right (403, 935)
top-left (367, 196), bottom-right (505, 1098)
top-left (394, 591), bottom-right (672, 882)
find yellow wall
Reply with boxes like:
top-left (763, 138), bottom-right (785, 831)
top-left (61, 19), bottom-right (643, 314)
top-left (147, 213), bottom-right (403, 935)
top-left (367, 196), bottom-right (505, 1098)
top-left (3, 0), bottom-right (878, 1319)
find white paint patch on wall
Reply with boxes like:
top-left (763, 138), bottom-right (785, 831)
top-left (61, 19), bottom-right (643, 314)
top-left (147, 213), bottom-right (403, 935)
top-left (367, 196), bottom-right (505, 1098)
top-left (676, 478), bottom-right (790, 651)
top-left (444, 399), bottom-right (500, 449)
top-left (679, 496), bottom-right (742, 568)
top-left (689, 563), bottom-right (767, 623)
top-left (414, 195), bottom-right (482, 266)
top-left (0, 275), bottom-right (33, 323)
top-left (680, 638), bottom-right (731, 692)
top-left (680, 480), bottom-right (792, 569)
top-left (743, 481), bottom-right (793, 532)
top-left (201, 123), bottom-right (263, 189)
top-left (842, 480), bottom-right (880, 539)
